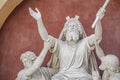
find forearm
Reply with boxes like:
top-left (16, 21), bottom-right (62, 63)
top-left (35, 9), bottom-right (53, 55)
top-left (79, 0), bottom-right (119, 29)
top-left (37, 18), bottom-right (49, 41)
top-left (87, 20), bottom-right (102, 47)
top-left (95, 20), bottom-right (102, 43)
top-left (95, 43), bottom-right (105, 60)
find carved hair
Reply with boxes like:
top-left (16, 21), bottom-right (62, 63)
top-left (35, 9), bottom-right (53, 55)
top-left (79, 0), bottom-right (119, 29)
top-left (60, 15), bottom-right (86, 41)
top-left (20, 51), bottom-right (37, 62)
top-left (64, 15), bottom-right (83, 32)
top-left (102, 54), bottom-right (120, 72)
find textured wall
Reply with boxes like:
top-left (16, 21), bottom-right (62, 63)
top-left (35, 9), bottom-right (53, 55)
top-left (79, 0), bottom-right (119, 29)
top-left (0, 0), bottom-right (120, 80)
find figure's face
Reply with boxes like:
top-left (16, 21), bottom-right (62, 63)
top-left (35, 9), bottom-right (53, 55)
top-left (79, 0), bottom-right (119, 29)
top-left (20, 52), bottom-right (37, 69)
top-left (99, 59), bottom-right (107, 70)
top-left (65, 22), bottom-right (80, 42)
top-left (22, 58), bottom-right (33, 68)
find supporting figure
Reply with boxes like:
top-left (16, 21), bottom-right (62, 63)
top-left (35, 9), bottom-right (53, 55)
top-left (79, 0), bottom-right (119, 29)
top-left (16, 40), bottom-right (58, 80)
top-left (16, 51), bottom-right (40, 80)
top-left (95, 42), bottom-right (120, 80)
top-left (26, 6), bottom-right (105, 80)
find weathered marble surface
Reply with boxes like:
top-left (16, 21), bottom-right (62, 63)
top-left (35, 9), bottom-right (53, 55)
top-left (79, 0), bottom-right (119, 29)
top-left (16, 6), bottom-right (106, 80)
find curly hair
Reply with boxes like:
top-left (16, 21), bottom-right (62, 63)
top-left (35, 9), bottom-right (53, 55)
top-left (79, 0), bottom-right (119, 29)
top-left (20, 51), bottom-right (37, 62)
top-left (102, 54), bottom-right (120, 72)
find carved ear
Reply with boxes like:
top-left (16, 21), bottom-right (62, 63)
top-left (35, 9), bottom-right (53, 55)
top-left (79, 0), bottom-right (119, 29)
top-left (75, 15), bottom-right (79, 20)
top-left (66, 16), bottom-right (70, 21)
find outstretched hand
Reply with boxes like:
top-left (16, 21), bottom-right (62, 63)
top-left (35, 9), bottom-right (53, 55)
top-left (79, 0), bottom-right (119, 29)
top-left (29, 7), bottom-right (41, 20)
top-left (44, 36), bottom-right (55, 49)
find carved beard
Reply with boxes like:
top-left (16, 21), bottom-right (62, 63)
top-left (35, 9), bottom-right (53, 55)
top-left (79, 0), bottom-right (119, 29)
top-left (66, 30), bottom-right (79, 42)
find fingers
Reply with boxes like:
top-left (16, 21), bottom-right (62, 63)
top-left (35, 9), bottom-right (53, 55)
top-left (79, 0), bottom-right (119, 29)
top-left (96, 8), bottom-right (106, 20)
top-left (29, 7), bottom-right (41, 16)
top-left (29, 7), bottom-right (32, 11)
top-left (29, 7), bottom-right (35, 16)
top-left (35, 8), bottom-right (41, 15)
top-left (29, 7), bottom-right (32, 14)
top-left (35, 8), bottom-right (39, 13)
top-left (29, 7), bottom-right (40, 13)
top-left (28, 7), bottom-right (41, 20)
top-left (97, 8), bottom-right (106, 16)
top-left (44, 37), bottom-right (54, 48)
top-left (100, 7), bottom-right (106, 12)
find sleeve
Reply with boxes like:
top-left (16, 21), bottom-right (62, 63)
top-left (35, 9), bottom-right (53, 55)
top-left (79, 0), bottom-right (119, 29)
top-left (49, 38), bottom-right (60, 56)
top-left (47, 39), bottom-right (60, 68)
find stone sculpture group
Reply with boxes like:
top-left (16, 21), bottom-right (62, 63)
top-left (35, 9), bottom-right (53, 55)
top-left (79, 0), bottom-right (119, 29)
top-left (16, 1), bottom-right (120, 80)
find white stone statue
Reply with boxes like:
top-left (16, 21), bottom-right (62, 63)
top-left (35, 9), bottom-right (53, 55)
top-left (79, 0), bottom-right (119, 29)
top-left (95, 42), bottom-right (120, 80)
top-left (16, 51), bottom-right (39, 80)
top-left (19, 6), bottom-right (105, 80)
top-left (16, 40), bottom-right (58, 80)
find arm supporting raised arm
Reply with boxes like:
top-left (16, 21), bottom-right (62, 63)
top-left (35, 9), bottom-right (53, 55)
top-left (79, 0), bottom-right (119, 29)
top-left (95, 42), bottom-right (105, 60)
top-left (25, 38), bottom-right (54, 77)
top-left (25, 47), bottom-right (48, 76)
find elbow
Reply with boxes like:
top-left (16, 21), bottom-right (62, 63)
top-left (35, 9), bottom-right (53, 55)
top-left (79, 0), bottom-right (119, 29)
top-left (95, 36), bottom-right (102, 44)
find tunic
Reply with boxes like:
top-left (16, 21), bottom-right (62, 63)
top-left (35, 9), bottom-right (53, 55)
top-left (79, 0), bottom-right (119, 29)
top-left (50, 37), bottom-right (95, 80)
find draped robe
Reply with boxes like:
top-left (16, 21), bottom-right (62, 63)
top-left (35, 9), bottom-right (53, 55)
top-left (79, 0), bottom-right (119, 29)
top-left (48, 37), bottom-right (98, 80)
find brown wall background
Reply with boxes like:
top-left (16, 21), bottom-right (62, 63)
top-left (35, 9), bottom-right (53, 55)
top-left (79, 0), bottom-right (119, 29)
top-left (0, 0), bottom-right (120, 80)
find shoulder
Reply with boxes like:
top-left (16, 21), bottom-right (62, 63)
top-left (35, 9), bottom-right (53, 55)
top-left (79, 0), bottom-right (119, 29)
top-left (81, 36), bottom-right (95, 50)
top-left (17, 69), bottom-right (25, 76)
top-left (16, 69), bottom-right (26, 80)
top-left (82, 34), bottom-right (95, 43)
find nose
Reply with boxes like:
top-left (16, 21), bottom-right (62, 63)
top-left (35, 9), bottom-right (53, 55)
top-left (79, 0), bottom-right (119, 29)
top-left (99, 64), bottom-right (106, 70)
top-left (70, 25), bottom-right (75, 29)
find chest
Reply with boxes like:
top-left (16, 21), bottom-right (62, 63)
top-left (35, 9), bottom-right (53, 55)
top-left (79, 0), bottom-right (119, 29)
top-left (59, 41), bottom-right (88, 59)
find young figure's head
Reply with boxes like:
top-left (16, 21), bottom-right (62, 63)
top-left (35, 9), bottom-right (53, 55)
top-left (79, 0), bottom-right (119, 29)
top-left (20, 51), bottom-right (37, 68)
top-left (63, 16), bottom-right (85, 44)
top-left (99, 54), bottom-right (120, 73)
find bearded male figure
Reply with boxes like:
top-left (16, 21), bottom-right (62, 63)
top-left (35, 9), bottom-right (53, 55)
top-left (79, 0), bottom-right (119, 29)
top-left (27, 7), bottom-right (105, 80)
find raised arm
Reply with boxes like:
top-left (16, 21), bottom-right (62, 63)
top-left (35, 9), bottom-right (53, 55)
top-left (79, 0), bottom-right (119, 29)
top-left (94, 8), bottom-right (105, 43)
top-left (29, 8), bottom-right (48, 41)
top-left (87, 8), bottom-right (105, 47)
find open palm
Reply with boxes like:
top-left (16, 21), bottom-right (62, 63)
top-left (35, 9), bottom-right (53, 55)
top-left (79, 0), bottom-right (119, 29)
top-left (29, 7), bottom-right (41, 20)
